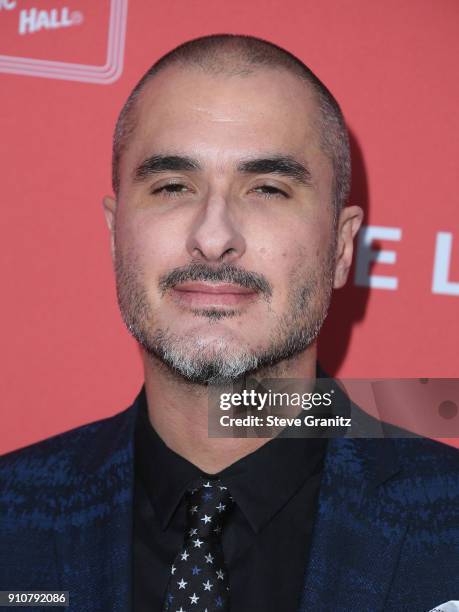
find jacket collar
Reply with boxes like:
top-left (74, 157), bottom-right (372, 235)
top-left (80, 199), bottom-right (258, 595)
top-left (52, 370), bottom-right (404, 612)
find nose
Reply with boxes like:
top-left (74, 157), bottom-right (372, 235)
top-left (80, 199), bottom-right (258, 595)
top-left (186, 193), bottom-right (246, 264)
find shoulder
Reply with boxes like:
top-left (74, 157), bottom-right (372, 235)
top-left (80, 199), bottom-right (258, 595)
top-left (0, 401), bottom-right (139, 524)
top-left (345, 399), bottom-right (459, 477)
top-left (389, 436), bottom-right (459, 509)
top-left (346, 434), bottom-right (459, 485)
top-left (392, 435), bottom-right (459, 470)
top-left (326, 433), bottom-right (459, 517)
top-left (0, 402), bottom-right (135, 467)
top-left (365, 436), bottom-right (459, 531)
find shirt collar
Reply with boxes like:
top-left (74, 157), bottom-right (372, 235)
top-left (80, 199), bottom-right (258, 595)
top-left (135, 362), bottom-right (331, 534)
top-left (215, 431), bottom-right (326, 533)
top-left (135, 386), bottom-right (202, 531)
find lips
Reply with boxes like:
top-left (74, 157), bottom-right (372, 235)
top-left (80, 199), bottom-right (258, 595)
top-left (174, 282), bottom-right (255, 294)
top-left (171, 282), bottom-right (258, 307)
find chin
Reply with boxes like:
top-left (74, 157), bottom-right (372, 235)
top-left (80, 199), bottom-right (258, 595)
top-left (193, 333), bottom-right (254, 353)
top-left (153, 336), bottom-right (260, 385)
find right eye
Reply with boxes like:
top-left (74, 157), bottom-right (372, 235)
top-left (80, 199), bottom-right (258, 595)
top-left (151, 183), bottom-right (191, 197)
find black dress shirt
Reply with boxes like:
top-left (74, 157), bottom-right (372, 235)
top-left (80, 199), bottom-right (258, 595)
top-left (132, 372), bottom-right (331, 612)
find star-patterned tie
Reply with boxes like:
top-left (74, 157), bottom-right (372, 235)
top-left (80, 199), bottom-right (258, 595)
top-left (162, 477), bottom-right (235, 612)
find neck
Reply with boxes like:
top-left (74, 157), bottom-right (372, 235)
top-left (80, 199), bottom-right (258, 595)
top-left (141, 345), bottom-right (318, 474)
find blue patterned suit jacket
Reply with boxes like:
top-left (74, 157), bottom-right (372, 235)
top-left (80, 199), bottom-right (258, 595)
top-left (1, 389), bottom-right (458, 612)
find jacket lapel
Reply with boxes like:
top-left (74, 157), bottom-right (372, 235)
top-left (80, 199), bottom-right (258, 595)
top-left (50, 386), bottom-right (409, 611)
top-left (52, 397), bottom-right (140, 612)
top-left (298, 435), bottom-right (408, 611)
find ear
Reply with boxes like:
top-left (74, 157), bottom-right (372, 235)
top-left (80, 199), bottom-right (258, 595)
top-left (103, 195), bottom-right (117, 261)
top-left (333, 205), bottom-right (364, 289)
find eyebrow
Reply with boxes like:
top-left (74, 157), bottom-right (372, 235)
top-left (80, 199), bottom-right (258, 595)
top-left (133, 153), bottom-right (313, 187)
top-left (134, 155), bottom-right (200, 181)
top-left (237, 156), bottom-right (313, 187)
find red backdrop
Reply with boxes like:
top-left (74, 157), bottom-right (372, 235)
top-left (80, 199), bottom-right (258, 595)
top-left (1, 0), bottom-right (458, 454)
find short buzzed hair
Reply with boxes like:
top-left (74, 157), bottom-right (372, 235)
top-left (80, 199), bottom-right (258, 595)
top-left (112, 34), bottom-right (351, 219)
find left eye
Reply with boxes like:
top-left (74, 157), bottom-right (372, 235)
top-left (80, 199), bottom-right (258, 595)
top-left (251, 185), bottom-right (289, 198)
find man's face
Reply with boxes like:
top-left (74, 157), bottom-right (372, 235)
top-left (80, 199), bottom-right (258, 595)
top-left (106, 65), bottom-right (343, 384)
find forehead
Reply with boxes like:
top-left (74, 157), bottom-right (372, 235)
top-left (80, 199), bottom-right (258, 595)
top-left (122, 64), bottom-right (326, 176)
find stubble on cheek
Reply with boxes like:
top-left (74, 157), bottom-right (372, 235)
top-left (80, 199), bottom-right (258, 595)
top-left (269, 238), bottom-right (336, 345)
top-left (114, 238), bottom-right (153, 338)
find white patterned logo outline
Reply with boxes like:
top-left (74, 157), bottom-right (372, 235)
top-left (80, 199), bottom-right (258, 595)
top-left (0, 0), bottom-right (128, 84)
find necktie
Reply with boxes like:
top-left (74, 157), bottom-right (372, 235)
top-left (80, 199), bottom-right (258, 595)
top-left (162, 476), bottom-right (234, 612)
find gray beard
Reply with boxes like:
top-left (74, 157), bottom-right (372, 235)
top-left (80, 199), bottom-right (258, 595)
top-left (114, 250), bottom-right (335, 386)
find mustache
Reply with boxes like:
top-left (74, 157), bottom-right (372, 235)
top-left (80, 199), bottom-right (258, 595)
top-left (158, 262), bottom-right (272, 297)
